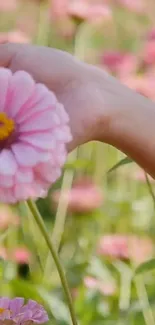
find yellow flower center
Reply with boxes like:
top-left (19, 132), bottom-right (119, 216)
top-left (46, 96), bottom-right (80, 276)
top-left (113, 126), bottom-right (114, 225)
top-left (0, 112), bottom-right (15, 141)
top-left (0, 307), bottom-right (5, 314)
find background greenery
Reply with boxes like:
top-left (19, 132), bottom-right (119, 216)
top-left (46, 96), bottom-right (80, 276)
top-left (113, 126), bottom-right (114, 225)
top-left (1, 1), bottom-right (155, 324)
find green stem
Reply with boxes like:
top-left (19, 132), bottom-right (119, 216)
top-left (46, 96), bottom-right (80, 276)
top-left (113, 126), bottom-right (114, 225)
top-left (27, 199), bottom-right (78, 325)
top-left (135, 276), bottom-right (155, 325)
top-left (145, 172), bottom-right (155, 209)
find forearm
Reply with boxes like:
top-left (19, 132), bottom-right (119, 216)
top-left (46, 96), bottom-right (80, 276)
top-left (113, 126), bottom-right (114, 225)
top-left (86, 63), bottom-right (155, 177)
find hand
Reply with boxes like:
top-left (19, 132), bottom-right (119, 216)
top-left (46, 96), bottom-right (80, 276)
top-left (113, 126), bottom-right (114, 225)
top-left (0, 43), bottom-right (107, 151)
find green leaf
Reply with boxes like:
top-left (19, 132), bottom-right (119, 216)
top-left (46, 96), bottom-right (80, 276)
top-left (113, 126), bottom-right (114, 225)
top-left (38, 288), bottom-right (70, 323)
top-left (108, 157), bottom-right (133, 173)
top-left (135, 259), bottom-right (155, 275)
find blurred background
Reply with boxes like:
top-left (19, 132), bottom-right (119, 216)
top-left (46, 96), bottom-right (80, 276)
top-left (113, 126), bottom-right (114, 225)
top-left (1, 1), bottom-right (155, 324)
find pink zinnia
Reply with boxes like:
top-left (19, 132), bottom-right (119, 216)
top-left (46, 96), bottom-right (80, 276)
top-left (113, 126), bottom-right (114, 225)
top-left (101, 51), bottom-right (137, 77)
top-left (0, 297), bottom-right (48, 324)
top-left (0, 0), bottom-right (17, 12)
top-left (143, 41), bottom-right (155, 65)
top-left (11, 247), bottom-right (31, 264)
top-left (52, 177), bottom-right (103, 213)
top-left (0, 30), bottom-right (30, 45)
top-left (0, 68), bottom-right (71, 203)
top-left (118, 0), bottom-right (145, 13)
top-left (84, 276), bottom-right (116, 296)
top-left (68, 1), bottom-right (111, 22)
top-left (97, 234), bottom-right (153, 265)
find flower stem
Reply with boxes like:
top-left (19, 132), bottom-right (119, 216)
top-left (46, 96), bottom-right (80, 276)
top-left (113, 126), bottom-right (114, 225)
top-left (27, 199), bottom-right (78, 325)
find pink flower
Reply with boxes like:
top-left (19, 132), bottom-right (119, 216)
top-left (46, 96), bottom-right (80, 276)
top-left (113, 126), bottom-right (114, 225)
top-left (98, 235), bottom-right (129, 259)
top-left (101, 51), bottom-right (137, 77)
top-left (68, 1), bottom-right (112, 23)
top-left (0, 297), bottom-right (48, 324)
top-left (84, 276), bottom-right (116, 296)
top-left (143, 41), bottom-right (155, 65)
top-left (0, 68), bottom-right (71, 203)
top-left (0, 0), bottom-right (17, 11)
top-left (52, 177), bottom-right (103, 213)
top-left (50, 0), bottom-right (111, 23)
top-left (0, 30), bottom-right (30, 44)
top-left (11, 247), bottom-right (31, 264)
top-left (123, 76), bottom-right (155, 99)
top-left (50, 0), bottom-right (68, 20)
top-left (147, 28), bottom-right (155, 41)
top-left (97, 234), bottom-right (153, 265)
top-left (0, 206), bottom-right (19, 230)
top-left (118, 0), bottom-right (145, 13)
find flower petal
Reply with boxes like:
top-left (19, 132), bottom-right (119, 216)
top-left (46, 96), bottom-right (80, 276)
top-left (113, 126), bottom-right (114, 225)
top-left (0, 149), bottom-right (17, 175)
top-left (16, 168), bottom-right (34, 183)
top-left (17, 84), bottom-right (57, 123)
top-left (0, 68), bottom-right (12, 112)
top-left (19, 132), bottom-right (57, 150)
top-left (10, 297), bottom-right (24, 317)
top-left (20, 110), bottom-right (60, 132)
top-left (7, 71), bottom-right (34, 118)
top-left (0, 174), bottom-right (14, 187)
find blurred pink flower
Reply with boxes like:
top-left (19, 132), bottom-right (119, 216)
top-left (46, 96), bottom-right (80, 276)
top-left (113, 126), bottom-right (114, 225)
top-left (147, 28), bottom-right (155, 41)
top-left (0, 30), bottom-right (30, 44)
top-left (0, 206), bottom-right (19, 230)
top-left (11, 247), bottom-right (31, 264)
top-left (0, 0), bottom-right (18, 11)
top-left (101, 51), bottom-right (137, 77)
top-left (52, 177), bottom-right (103, 213)
top-left (143, 41), bottom-right (155, 65)
top-left (0, 246), bottom-right (31, 264)
top-left (98, 234), bottom-right (153, 265)
top-left (118, 0), bottom-right (145, 13)
top-left (68, 1), bottom-right (112, 23)
top-left (98, 234), bottom-right (129, 259)
top-left (50, 0), bottom-right (68, 20)
top-left (0, 68), bottom-right (71, 203)
top-left (84, 276), bottom-right (116, 296)
top-left (123, 76), bottom-right (155, 99)
top-left (50, 0), bottom-right (111, 23)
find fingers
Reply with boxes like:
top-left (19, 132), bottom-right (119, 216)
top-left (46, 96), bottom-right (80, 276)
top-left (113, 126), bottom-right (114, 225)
top-left (0, 43), bottom-right (23, 68)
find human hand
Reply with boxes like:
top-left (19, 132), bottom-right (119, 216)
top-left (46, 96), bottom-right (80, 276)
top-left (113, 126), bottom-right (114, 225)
top-left (0, 43), bottom-right (109, 151)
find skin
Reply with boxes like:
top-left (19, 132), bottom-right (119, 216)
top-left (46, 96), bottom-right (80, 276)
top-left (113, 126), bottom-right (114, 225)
top-left (0, 43), bottom-right (155, 177)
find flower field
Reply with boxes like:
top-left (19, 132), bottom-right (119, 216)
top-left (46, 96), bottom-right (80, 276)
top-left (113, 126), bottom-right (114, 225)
top-left (1, 1), bottom-right (155, 324)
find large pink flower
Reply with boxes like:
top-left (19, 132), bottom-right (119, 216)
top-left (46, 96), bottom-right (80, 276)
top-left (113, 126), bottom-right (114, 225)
top-left (0, 68), bottom-right (72, 203)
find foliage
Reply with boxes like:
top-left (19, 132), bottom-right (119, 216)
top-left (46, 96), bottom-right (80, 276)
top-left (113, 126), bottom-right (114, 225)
top-left (1, 0), bottom-right (155, 324)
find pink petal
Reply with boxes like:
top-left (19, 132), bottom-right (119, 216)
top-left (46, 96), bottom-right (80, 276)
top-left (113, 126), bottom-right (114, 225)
top-left (11, 143), bottom-right (49, 167)
top-left (35, 162), bottom-right (61, 182)
top-left (10, 297), bottom-right (24, 317)
top-left (0, 188), bottom-right (15, 203)
top-left (57, 103), bottom-right (69, 123)
top-left (14, 183), bottom-right (47, 200)
top-left (0, 174), bottom-right (14, 187)
top-left (7, 71), bottom-right (34, 118)
top-left (16, 84), bottom-right (57, 123)
top-left (0, 149), bottom-right (17, 175)
top-left (53, 126), bottom-right (72, 142)
top-left (0, 68), bottom-right (12, 112)
top-left (19, 110), bottom-right (60, 132)
top-left (19, 132), bottom-right (57, 150)
top-left (16, 168), bottom-right (34, 183)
